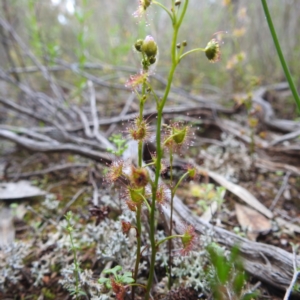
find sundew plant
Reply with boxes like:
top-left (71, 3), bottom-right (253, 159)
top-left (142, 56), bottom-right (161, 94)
top-left (105, 0), bottom-right (221, 299)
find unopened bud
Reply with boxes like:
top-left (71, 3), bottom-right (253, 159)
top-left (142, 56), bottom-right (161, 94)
top-left (148, 56), bottom-right (156, 64)
top-left (141, 35), bottom-right (158, 58)
top-left (172, 126), bottom-right (187, 145)
top-left (187, 166), bottom-right (197, 179)
top-left (143, 0), bottom-right (151, 9)
top-left (129, 187), bottom-right (144, 204)
top-left (175, 0), bottom-right (181, 6)
top-left (135, 39), bottom-right (144, 52)
top-left (204, 39), bottom-right (220, 63)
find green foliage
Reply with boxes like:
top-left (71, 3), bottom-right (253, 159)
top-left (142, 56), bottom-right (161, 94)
top-left (47, 42), bottom-right (60, 65)
top-left (64, 212), bottom-right (87, 299)
top-left (261, 0), bottom-right (300, 113)
top-left (233, 226), bottom-right (247, 238)
top-left (42, 288), bottom-right (56, 300)
top-left (9, 203), bottom-right (19, 217)
top-left (206, 243), bottom-right (259, 300)
top-left (98, 265), bottom-right (134, 288)
top-left (194, 184), bottom-right (225, 212)
top-left (26, 0), bottom-right (42, 57)
top-left (294, 283), bottom-right (300, 293)
top-left (74, 0), bottom-right (89, 67)
top-left (107, 134), bottom-right (128, 156)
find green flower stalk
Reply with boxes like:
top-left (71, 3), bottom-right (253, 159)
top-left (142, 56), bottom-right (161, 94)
top-left (261, 0), bottom-right (300, 112)
top-left (146, 1), bottom-right (190, 298)
top-left (64, 212), bottom-right (86, 300)
top-left (179, 38), bottom-right (221, 62)
top-left (125, 1), bottom-right (222, 298)
top-left (155, 224), bottom-right (197, 256)
top-left (127, 35), bottom-right (158, 300)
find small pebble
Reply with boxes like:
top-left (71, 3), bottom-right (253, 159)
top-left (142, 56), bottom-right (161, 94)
top-left (280, 238), bottom-right (288, 246)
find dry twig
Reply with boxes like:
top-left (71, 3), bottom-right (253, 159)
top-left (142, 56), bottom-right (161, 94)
top-left (283, 245), bottom-right (300, 300)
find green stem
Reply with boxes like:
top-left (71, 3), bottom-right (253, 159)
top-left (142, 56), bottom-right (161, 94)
top-left (146, 40), bottom-right (177, 300)
top-left (133, 205), bottom-right (142, 286)
top-left (261, 0), bottom-right (300, 112)
top-left (69, 233), bottom-right (80, 300)
top-left (173, 171), bottom-right (189, 195)
top-left (138, 142), bottom-right (143, 168)
top-left (152, 0), bottom-right (173, 21)
top-left (168, 170), bottom-right (189, 288)
top-left (168, 149), bottom-right (174, 289)
top-left (139, 192), bottom-right (151, 212)
top-left (128, 283), bottom-right (147, 289)
top-left (179, 47), bottom-right (205, 61)
top-left (156, 234), bottom-right (184, 248)
top-left (147, 83), bottom-right (160, 106)
top-left (145, 1), bottom-right (189, 299)
top-left (144, 162), bottom-right (155, 168)
top-left (176, 0), bottom-right (189, 30)
top-left (138, 83), bottom-right (146, 167)
top-left (64, 214), bottom-right (81, 300)
top-left (133, 82), bottom-right (146, 300)
top-left (250, 127), bottom-right (255, 157)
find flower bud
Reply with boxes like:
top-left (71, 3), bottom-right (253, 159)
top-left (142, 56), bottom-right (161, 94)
top-left (175, 0), bottom-right (181, 6)
top-left (204, 39), bottom-right (220, 63)
top-left (143, 0), bottom-right (151, 9)
top-left (129, 187), bottom-right (144, 204)
top-left (141, 36), bottom-right (158, 58)
top-left (134, 39), bottom-right (144, 52)
top-left (148, 56), bottom-right (156, 65)
top-left (172, 126), bottom-right (187, 145)
top-left (187, 166), bottom-right (197, 179)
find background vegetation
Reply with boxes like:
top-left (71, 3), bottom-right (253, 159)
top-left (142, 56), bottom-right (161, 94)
top-left (2, 0), bottom-right (300, 100)
top-left (0, 1), bottom-right (300, 299)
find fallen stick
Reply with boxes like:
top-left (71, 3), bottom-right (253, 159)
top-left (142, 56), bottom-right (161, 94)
top-left (162, 195), bottom-right (300, 294)
top-left (121, 140), bottom-right (300, 294)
